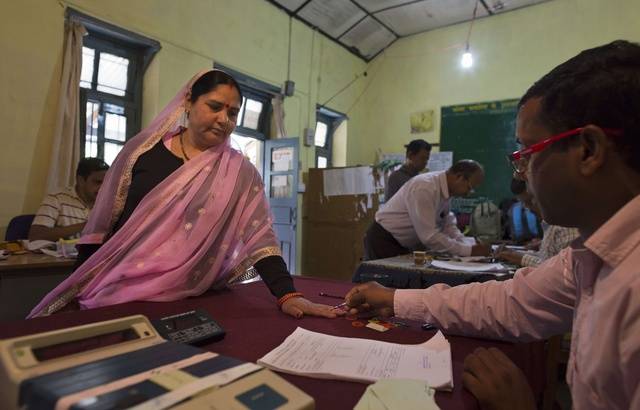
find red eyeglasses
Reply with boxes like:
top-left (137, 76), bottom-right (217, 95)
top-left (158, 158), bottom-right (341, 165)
top-left (508, 127), bottom-right (623, 173)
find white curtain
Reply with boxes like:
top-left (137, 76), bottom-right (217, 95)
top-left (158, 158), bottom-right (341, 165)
top-left (46, 20), bottom-right (86, 191)
top-left (271, 95), bottom-right (287, 139)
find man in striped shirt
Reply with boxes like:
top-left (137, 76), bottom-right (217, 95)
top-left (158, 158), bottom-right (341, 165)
top-left (29, 158), bottom-right (109, 241)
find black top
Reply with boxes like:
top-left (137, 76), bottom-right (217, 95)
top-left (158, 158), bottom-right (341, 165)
top-left (384, 164), bottom-right (419, 201)
top-left (76, 140), bottom-right (295, 298)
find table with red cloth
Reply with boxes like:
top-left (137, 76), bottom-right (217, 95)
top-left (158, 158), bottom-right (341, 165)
top-left (0, 276), bottom-right (546, 410)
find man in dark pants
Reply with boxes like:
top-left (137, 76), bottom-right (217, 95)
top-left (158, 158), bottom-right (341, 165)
top-left (365, 160), bottom-right (491, 260)
top-left (385, 139), bottom-right (432, 201)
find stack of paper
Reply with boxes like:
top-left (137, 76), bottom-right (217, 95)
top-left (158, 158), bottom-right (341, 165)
top-left (257, 328), bottom-right (453, 391)
top-left (26, 240), bottom-right (56, 251)
top-left (492, 244), bottom-right (527, 252)
top-left (26, 239), bottom-right (78, 258)
top-left (355, 379), bottom-right (440, 410)
top-left (431, 260), bottom-right (506, 272)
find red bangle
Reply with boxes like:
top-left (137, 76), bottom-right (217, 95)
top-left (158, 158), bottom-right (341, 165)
top-left (277, 292), bottom-right (304, 308)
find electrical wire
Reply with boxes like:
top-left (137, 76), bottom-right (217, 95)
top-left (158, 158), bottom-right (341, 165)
top-left (465, 0), bottom-right (480, 49)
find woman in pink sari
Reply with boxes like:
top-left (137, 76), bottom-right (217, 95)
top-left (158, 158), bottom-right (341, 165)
top-left (29, 70), bottom-right (340, 319)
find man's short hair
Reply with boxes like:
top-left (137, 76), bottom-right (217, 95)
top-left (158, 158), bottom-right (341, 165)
top-left (77, 157), bottom-right (109, 178)
top-left (519, 39), bottom-right (640, 173)
top-left (510, 178), bottom-right (527, 195)
top-left (449, 159), bottom-right (483, 179)
top-left (405, 139), bottom-right (432, 156)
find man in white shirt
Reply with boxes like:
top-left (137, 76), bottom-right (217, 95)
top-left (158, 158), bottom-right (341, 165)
top-left (364, 159), bottom-right (491, 259)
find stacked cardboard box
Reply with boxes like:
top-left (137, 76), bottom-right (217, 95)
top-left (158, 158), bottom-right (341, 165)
top-left (302, 167), bottom-right (381, 280)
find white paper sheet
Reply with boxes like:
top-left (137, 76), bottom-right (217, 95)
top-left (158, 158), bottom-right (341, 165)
top-left (431, 260), bottom-right (506, 272)
top-left (492, 244), bottom-right (527, 252)
top-left (26, 240), bottom-right (56, 251)
top-left (323, 166), bottom-right (376, 197)
top-left (426, 152), bottom-right (453, 172)
top-left (257, 328), bottom-right (453, 390)
top-left (354, 379), bottom-right (440, 410)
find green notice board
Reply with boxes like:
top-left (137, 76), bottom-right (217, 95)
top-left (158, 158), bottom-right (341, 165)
top-left (441, 99), bottom-right (519, 209)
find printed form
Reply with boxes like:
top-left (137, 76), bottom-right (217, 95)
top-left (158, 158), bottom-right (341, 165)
top-left (258, 328), bottom-right (453, 390)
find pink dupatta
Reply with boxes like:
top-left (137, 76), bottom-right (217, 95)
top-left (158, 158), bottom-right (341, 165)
top-left (29, 70), bottom-right (281, 317)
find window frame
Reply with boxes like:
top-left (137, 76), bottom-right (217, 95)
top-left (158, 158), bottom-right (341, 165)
top-left (234, 88), bottom-right (273, 141)
top-left (69, 8), bottom-right (159, 162)
top-left (214, 63), bottom-right (280, 142)
top-left (314, 106), bottom-right (346, 168)
top-left (80, 35), bottom-right (141, 160)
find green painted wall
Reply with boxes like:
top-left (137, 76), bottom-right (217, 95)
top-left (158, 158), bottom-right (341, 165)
top-left (349, 0), bottom-right (640, 166)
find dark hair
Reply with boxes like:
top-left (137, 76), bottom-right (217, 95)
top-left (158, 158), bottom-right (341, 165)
top-left (190, 70), bottom-right (243, 103)
top-left (405, 139), bottom-right (432, 156)
top-left (448, 159), bottom-right (483, 179)
top-left (519, 40), bottom-right (640, 172)
top-left (76, 157), bottom-right (109, 178)
top-left (510, 178), bottom-right (527, 195)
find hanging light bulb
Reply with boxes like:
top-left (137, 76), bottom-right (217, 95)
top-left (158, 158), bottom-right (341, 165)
top-left (461, 46), bottom-right (473, 69)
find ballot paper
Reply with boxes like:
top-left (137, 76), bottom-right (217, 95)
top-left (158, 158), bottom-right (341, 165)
top-left (354, 379), bottom-right (440, 410)
top-left (492, 244), bottom-right (528, 252)
top-left (257, 328), bottom-right (453, 390)
top-left (430, 260), bottom-right (506, 272)
top-left (26, 240), bottom-right (56, 251)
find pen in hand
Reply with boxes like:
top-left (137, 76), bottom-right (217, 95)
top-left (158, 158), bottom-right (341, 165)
top-left (319, 292), bottom-right (345, 300)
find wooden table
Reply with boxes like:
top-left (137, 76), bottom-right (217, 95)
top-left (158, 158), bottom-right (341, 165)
top-left (0, 253), bottom-right (75, 321)
top-left (0, 277), bottom-right (546, 410)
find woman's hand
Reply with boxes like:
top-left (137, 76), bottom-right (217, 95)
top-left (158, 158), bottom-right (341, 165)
top-left (281, 297), bottom-right (346, 319)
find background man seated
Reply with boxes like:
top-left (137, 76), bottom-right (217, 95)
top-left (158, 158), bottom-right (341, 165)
top-left (29, 157), bottom-right (109, 241)
top-left (502, 177), bottom-right (542, 244)
top-left (498, 178), bottom-right (579, 267)
top-left (365, 159), bottom-right (491, 260)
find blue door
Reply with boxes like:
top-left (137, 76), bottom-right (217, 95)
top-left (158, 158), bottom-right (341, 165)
top-left (264, 138), bottom-right (298, 274)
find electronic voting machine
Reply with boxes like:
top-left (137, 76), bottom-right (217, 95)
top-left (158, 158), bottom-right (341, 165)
top-left (0, 315), bottom-right (314, 410)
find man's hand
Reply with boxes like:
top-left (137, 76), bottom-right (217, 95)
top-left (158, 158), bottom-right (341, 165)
top-left (525, 238), bottom-right (541, 251)
top-left (463, 347), bottom-right (536, 410)
top-left (28, 223), bottom-right (86, 241)
top-left (496, 250), bottom-right (524, 266)
top-left (345, 282), bottom-right (395, 317)
top-left (471, 241), bottom-right (492, 256)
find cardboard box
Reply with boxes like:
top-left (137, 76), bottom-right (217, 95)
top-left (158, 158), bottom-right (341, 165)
top-left (302, 167), bottom-right (381, 279)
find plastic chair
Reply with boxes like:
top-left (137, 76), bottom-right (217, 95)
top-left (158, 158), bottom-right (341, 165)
top-left (5, 214), bottom-right (35, 241)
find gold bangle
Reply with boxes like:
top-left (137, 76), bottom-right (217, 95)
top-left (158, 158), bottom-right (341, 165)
top-left (277, 292), bottom-right (304, 308)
